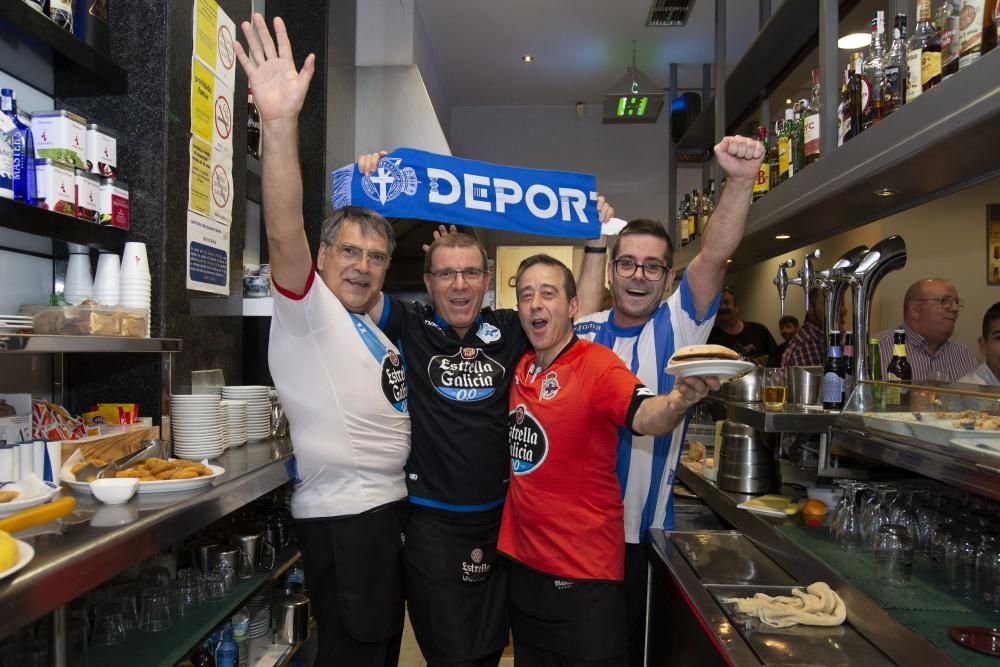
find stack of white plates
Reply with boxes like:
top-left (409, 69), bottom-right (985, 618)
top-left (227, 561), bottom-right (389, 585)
top-left (221, 386), bottom-right (270, 440)
top-left (169, 394), bottom-right (224, 459)
top-left (0, 315), bottom-right (33, 334)
top-left (248, 604), bottom-right (271, 638)
top-left (219, 400), bottom-right (248, 448)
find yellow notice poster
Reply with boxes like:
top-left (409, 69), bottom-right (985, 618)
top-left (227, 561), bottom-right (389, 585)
top-left (191, 59), bottom-right (214, 144)
top-left (193, 0), bottom-right (237, 90)
top-left (188, 136), bottom-right (212, 216)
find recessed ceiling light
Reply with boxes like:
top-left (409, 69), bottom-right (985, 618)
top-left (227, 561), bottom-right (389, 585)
top-left (521, 55), bottom-right (534, 62)
top-left (785, 98), bottom-right (792, 104)
top-left (775, 234), bottom-right (791, 240)
top-left (873, 187), bottom-right (898, 197)
top-left (838, 33), bottom-right (871, 49)
top-left (726, 259), bottom-right (733, 263)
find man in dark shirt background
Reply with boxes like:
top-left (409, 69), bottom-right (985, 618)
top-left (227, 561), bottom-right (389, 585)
top-left (768, 314), bottom-right (799, 367)
top-left (708, 287), bottom-right (777, 364)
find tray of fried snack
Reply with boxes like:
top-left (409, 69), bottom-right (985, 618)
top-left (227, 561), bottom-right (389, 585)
top-left (63, 457), bottom-right (224, 495)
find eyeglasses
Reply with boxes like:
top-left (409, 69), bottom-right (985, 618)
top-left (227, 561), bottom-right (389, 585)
top-left (426, 268), bottom-right (486, 283)
top-left (332, 243), bottom-right (389, 269)
top-left (914, 297), bottom-right (965, 311)
top-left (612, 258), bottom-right (670, 281)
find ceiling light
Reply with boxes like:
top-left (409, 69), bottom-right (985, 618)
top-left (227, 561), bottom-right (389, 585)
top-left (873, 187), bottom-right (898, 197)
top-left (726, 259), bottom-right (733, 263)
top-left (838, 33), bottom-right (871, 49)
top-left (775, 234), bottom-right (791, 240)
top-left (521, 55), bottom-right (533, 62)
top-left (785, 98), bottom-right (792, 104)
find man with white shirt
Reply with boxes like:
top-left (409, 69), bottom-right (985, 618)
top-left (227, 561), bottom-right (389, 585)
top-left (957, 302), bottom-right (1000, 386)
top-left (236, 16), bottom-right (409, 664)
top-left (575, 135), bottom-right (765, 667)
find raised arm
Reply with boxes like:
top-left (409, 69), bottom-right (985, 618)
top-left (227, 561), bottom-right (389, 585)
top-left (234, 14), bottom-right (316, 294)
top-left (575, 195), bottom-right (614, 317)
top-left (685, 136), bottom-right (765, 317)
top-left (631, 376), bottom-right (719, 436)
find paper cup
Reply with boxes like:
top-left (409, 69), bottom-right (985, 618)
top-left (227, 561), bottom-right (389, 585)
top-left (44, 441), bottom-right (62, 483)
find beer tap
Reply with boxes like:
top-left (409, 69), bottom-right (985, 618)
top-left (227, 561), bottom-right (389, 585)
top-left (817, 245), bottom-right (870, 344)
top-left (773, 259), bottom-right (796, 317)
top-left (799, 249), bottom-right (821, 316)
top-left (849, 235), bottom-right (907, 383)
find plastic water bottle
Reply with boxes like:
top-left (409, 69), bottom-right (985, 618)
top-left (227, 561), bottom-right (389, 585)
top-left (231, 609), bottom-right (250, 667)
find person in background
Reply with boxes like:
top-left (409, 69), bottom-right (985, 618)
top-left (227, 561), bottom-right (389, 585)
top-left (501, 254), bottom-right (719, 664)
top-left (956, 301), bottom-right (1000, 386)
top-left (877, 278), bottom-right (977, 383)
top-left (768, 314), bottom-right (799, 367)
top-left (574, 134), bottom-right (765, 667)
top-left (781, 288), bottom-right (827, 367)
top-left (234, 16), bottom-right (409, 663)
top-left (708, 287), bottom-right (777, 364)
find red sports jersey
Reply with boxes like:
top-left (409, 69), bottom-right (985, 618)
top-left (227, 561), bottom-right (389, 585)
top-left (498, 339), bottom-right (650, 581)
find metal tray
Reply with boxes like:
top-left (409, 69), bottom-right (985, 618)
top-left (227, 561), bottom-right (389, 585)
top-left (669, 530), bottom-right (796, 586)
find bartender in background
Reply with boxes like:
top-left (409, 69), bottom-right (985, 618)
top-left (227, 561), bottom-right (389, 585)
top-left (877, 278), bottom-right (977, 383)
top-left (708, 287), bottom-right (777, 364)
top-left (957, 301), bottom-right (1000, 386)
top-left (768, 315), bottom-right (799, 367)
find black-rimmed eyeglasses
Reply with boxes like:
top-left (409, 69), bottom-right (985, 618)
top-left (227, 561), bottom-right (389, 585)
top-left (612, 259), bottom-right (670, 281)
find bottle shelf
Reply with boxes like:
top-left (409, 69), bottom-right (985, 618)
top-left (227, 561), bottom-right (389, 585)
top-left (0, 2), bottom-right (126, 95)
top-left (0, 197), bottom-right (127, 253)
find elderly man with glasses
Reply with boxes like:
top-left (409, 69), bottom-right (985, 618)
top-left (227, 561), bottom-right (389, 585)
top-left (877, 278), bottom-right (977, 383)
top-left (574, 135), bottom-right (765, 667)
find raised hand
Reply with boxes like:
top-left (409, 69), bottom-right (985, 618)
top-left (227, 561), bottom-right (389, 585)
top-left (421, 224), bottom-right (460, 253)
top-left (357, 150), bottom-right (389, 177)
top-left (596, 194), bottom-right (614, 224)
top-left (234, 14), bottom-right (315, 123)
top-left (665, 375), bottom-right (720, 413)
top-left (713, 135), bottom-right (765, 184)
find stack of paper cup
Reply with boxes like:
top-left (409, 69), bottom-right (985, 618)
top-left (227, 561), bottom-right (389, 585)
top-left (64, 250), bottom-right (93, 305)
top-left (93, 252), bottom-right (120, 306)
top-left (119, 242), bottom-right (151, 336)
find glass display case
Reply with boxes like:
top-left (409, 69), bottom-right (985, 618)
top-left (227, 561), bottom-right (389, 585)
top-left (833, 381), bottom-right (1000, 500)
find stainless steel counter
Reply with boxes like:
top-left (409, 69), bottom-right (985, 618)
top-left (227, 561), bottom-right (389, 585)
top-left (706, 396), bottom-right (840, 434)
top-left (0, 439), bottom-right (292, 637)
top-left (668, 464), bottom-right (957, 666)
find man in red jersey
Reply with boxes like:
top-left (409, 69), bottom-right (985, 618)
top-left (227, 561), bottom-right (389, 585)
top-left (499, 255), bottom-right (720, 665)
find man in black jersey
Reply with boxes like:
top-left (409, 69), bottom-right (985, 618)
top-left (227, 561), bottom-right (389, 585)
top-left (358, 153), bottom-right (613, 666)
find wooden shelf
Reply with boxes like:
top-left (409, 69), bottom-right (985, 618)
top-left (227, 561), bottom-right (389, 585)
top-left (0, 197), bottom-right (127, 253)
top-left (0, 1), bottom-right (126, 95)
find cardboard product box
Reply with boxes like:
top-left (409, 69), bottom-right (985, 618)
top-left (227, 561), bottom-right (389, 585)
top-left (0, 394), bottom-right (32, 445)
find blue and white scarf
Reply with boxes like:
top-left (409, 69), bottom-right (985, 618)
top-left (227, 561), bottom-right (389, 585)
top-left (331, 148), bottom-right (602, 239)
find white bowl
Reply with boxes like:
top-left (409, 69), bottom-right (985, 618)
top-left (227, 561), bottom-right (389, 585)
top-left (90, 478), bottom-right (139, 505)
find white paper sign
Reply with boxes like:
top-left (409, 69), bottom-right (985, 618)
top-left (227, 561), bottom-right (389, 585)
top-left (186, 210), bottom-right (231, 295)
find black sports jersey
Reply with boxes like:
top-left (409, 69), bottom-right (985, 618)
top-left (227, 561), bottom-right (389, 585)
top-left (382, 298), bottom-right (528, 508)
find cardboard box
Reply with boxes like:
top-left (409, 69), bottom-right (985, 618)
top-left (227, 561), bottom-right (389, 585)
top-left (0, 394), bottom-right (32, 445)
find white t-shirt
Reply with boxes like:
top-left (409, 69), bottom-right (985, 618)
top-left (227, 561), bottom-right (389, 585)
top-left (269, 270), bottom-right (410, 519)
top-left (574, 274), bottom-right (719, 543)
top-left (957, 363), bottom-right (1000, 387)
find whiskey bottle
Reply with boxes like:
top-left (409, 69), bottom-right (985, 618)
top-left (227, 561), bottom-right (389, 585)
top-left (837, 66), bottom-right (852, 146)
top-left (862, 11), bottom-right (888, 129)
top-left (884, 14), bottom-right (907, 113)
top-left (678, 195), bottom-right (690, 246)
top-left (699, 185), bottom-right (711, 236)
top-left (941, 0), bottom-right (961, 79)
top-left (907, 0), bottom-right (934, 100)
top-left (846, 53), bottom-right (865, 142)
top-left (778, 109), bottom-right (792, 182)
top-left (769, 120), bottom-right (781, 187)
top-left (804, 69), bottom-right (821, 165)
top-left (792, 100), bottom-right (806, 174)
top-left (752, 127), bottom-right (770, 201)
top-left (918, 0), bottom-right (942, 93)
top-left (688, 189), bottom-right (699, 242)
top-left (959, 0), bottom-right (999, 70)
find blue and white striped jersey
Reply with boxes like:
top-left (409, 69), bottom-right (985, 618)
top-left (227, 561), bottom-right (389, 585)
top-left (574, 274), bottom-right (720, 543)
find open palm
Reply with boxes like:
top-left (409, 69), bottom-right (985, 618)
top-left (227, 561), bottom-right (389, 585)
top-left (234, 14), bottom-right (315, 122)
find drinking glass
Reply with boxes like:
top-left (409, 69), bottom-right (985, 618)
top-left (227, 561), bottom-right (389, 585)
top-left (835, 483), bottom-right (864, 552)
top-left (763, 368), bottom-right (786, 409)
top-left (117, 593), bottom-right (139, 631)
top-left (92, 603), bottom-right (127, 646)
top-left (173, 580), bottom-right (201, 616)
top-left (976, 532), bottom-right (1000, 614)
top-left (203, 572), bottom-right (226, 602)
top-left (139, 587), bottom-right (172, 632)
top-left (829, 479), bottom-right (857, 538)
top-left (947, 528), bottom-right (979, 600)
top-left (931, 518), bottom-right (957, 566)
top-left (140, 565), bottom-right (171, 588)
top-left (862, 486), bottom-right (896, 548)
top-left (873, 524), bottom-right (914, 586)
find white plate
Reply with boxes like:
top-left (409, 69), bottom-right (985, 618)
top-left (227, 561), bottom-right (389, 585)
top-left (63, 463), bottom-right (225, 495)
top-left (665, 359), bottom-right (755, 382)
top-left (0, 540), bottom-right (34, 581)
top-left (0, 482), bottom-right (61, 516)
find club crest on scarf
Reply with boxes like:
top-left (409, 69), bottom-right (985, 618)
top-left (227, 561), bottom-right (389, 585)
top-left (361, 157), bottom-right (418, 205)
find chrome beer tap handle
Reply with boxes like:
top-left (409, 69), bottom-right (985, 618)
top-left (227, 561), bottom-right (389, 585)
top-left (773, 259), bottom-right (796, 317)
top-left (799, 249), bottom-right (821, 314)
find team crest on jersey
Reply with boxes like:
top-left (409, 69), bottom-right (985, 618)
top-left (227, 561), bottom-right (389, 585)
top-left (428, 347), bottom-right (504, 402)
top-left (361, 157), bottom-right (419, 205)
top-left (539, 371), bottom-right (560, 401)
top-left (380, 350), bottom-right (408, 413)
top-left (508, 404), bottom-right (548, 474)
top-left (475, 322), bottom-right (501, 344)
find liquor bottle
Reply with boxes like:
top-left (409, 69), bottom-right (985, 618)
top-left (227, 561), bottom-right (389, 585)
top-left (699, 185), bottom-right (711, 236)
top-left (0, 89), bottom-right (36, 205)
top-left (885, 329), bottom-right (913, 409)
top-left (708, 178), bottom-right (716, 211)
top-left (678, 194), bottom-right (690, 246)
top-left (777, 109), bottom-right (792, 183)
top-left (752, 127), bottom-right (770, 201)
top-left (769, 119), bottom-right (781, 185)
top-left (791, 101), bottom-right (806, 175)
top-left (910, 0), bottom-right (941, 95)
top-left (823, 332), bottom-right (846, 410)
top-left (191, 641), bottom-right (216, 667)
top-left (884, 15), bottom-right (907, 114)
top-left (940, 0), bottom-right (961, 79)
top-left (995, 1), bottom-right (1000, 46)
top-left (959, 0), bottom-right (999, 70)
top-left (862, 11), bottom-right (888, 129)
top-left (688, 189), bottom-right (698, 242)
top-left (843, 331), bottom-right (856, 398)
top-left (837, 66), bottom-right (852, 146)
top-left (247, 88), bottom-right (261, 159)
top-left (846, 53), bottom-right (865, 142)
top-left (804, 69), bottom-right (821, 165)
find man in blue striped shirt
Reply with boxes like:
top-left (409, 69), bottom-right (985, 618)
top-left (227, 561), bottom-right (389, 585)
top-left (575, 135), bottom-right (765, 667)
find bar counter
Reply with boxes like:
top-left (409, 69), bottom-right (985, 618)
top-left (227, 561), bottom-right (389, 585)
top-left (0, 438), bottom-right (293, 637)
